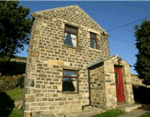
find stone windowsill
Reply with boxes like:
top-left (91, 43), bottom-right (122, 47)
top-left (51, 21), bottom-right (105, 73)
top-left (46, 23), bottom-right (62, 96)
top-left (61, 91), bottom-right (81, 97)
top-left (62, 44), bottom-right (83, 50)
top-left (89, 48), bottom-right (102, 52)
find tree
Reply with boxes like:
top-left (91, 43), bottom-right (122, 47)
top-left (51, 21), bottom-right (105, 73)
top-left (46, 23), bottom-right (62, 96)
top-left (134, 19), bottom-right (150, 85)
top-left (0, 1), bottom-right (32, 63)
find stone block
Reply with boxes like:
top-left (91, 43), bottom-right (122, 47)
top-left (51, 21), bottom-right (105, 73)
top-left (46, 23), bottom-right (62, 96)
top-left (58, 61), bottom-right (64, 66)
top-left (39, 107), bottom-right (48, 110)
top-left (36, 98), bottom-right (42, 102)
top-left (25, 114), bottom-right (30, 117)
top-left (25, 95), bottom-right (35, 102)
top-left (31, 40), bottom-right (38, 45)
top-left (24, 103), bottom-right (29, 111)
top-left (33, 30), bottom-right (40, 35)
top-left (26, 79), bottom-right (34, 87)
top-left (48, 60), bottom-right (58, 66)
top-left (30, 51), bottom-right (39, 57)
top-left (30, 107), bottom-right (39, 111)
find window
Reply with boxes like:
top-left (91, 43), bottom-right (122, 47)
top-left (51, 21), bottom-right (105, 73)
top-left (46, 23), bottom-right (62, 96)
top-left (115, 73), bottom-right (119, 88)
top-left (62, 69), bottom-right (78, 93)
top-left (64, 25), bottom-right (78, 47)
top-left (90, 33), bottom-right (97, 49)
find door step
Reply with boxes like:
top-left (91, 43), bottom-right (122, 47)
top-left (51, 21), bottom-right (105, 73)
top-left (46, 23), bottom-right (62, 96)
top-left (116, 104), bottom-right (142, 112)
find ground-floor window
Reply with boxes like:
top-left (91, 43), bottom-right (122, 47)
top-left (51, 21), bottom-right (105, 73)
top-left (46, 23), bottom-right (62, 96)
top-left (62, 69), bottom-right (78, 93)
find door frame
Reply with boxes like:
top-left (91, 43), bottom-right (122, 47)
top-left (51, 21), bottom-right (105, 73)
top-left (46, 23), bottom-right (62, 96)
top-left (114, 65), bottom-right (125, 104)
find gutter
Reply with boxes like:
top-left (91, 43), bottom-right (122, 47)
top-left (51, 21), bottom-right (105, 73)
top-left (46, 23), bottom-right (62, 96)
top-left (82, 69), bottom-right (91, 110)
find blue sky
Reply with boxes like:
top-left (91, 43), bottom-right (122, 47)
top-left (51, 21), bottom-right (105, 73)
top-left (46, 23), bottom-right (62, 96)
top-left (17, 1), bottom-right (150, 74)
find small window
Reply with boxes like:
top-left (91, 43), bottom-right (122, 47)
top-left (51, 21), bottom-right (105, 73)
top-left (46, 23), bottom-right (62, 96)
top-left (64, 25), bottom-right (78, 47)
top-left (90, 33), bottom-right (97, 49)
top-left (62, 69), bottom-right (78, 93)
top-left (115, 73), bottom-right (119, 88)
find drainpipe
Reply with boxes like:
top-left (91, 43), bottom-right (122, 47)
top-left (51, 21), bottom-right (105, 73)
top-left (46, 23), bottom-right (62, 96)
top-left (82, 69), bottom-right (91, 110)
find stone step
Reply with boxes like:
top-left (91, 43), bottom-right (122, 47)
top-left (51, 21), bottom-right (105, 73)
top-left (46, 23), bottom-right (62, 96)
top-left (83, 106), bottom-right (107, 113)
top-left (116, 104), bottom-right (142, 112)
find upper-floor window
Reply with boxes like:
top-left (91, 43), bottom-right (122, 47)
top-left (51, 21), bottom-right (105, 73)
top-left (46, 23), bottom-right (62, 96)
top-left (64, 25), bottom-right (78, 47)
top-left (90, 32), bottom-right (97, 49)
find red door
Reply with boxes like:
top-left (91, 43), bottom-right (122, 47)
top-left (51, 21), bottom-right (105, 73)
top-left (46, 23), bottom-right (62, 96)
top-left (114, 66), bottom-right (125, 103)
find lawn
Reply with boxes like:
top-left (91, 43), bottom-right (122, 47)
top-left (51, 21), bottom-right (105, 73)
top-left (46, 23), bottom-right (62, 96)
top-left (140, 112), bottom-right (150, 117)
top-left (6, 88), bottom-right (23, 100)
top-left (5, 88), bottom-right (23, 117)
top-left (5, 88), bottom-right (127, 117)
top-left (9, 110), bottom-right (22, 117)
top-left (91, 109), bottom-right (126, 117)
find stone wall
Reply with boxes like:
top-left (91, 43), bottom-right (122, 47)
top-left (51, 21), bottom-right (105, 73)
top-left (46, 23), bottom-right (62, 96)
top-left (23, 5), bottom-right (110, 116)
top-left (14, 100), bottom-right (23, 110)
top-left (103, 58), bottom-right (117, 109)
top-left (10, 58), bottom-right (27, 63)
top-left (90, 63), bottom-right (105, 109)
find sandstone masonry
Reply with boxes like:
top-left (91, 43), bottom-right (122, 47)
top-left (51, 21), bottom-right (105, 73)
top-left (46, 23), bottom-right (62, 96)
top-left (23, 5), bottom-right (134, 117)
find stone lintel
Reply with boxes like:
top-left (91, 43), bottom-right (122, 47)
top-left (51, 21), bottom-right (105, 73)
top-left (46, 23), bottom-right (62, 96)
top-left (63, 66), bottom-right (80, 71)
top-left (63, 20), bottom-right (81, 28)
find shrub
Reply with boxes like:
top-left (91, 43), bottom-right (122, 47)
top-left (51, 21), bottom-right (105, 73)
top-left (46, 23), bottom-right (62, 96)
top-left (0, 75), bottom-right (24, 90)
top-left (16, 75), bottom-right (24, 88)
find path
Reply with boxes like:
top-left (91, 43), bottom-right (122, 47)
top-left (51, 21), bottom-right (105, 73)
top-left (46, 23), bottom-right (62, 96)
top-left (118, 109), bottom-right (149, 117)
top-left (32, 108), bottom-right (149, 117)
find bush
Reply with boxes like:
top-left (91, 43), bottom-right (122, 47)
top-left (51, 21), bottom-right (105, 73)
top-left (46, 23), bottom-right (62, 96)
top-left (16, 75), bottom-right (24, 88)
top-left (0, 75), bottom-right (24, 90)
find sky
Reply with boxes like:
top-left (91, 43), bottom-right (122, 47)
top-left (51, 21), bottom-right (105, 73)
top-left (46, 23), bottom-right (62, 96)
top-left (17, 1), bottom-right (150, 74)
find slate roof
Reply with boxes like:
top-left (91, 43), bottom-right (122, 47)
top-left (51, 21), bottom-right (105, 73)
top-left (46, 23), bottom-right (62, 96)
top-left (87, 55), bottom-right (131, 69)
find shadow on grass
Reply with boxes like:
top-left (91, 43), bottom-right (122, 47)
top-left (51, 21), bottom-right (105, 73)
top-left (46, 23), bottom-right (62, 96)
top-left (133, 86), bottom-right (150, 104)
top-left (133, 85), bottom-right (150, 111)
top-left (0, 90), bottom-right (15, 117)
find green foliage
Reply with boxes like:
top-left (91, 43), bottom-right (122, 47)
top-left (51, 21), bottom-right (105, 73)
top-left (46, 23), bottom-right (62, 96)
top-left (13, 55), bottom-right (27, 60)
top-left (92, 109), bottom-right (126, 117)
top-left (134, 19), bottom-right (150, 85)
top-left (16, 75), bottom-right (24, 88)
top-left (140, 112), bottom-right (150, 117)
top-left (0, 1), bottom-right (32, 62)
top-left (6, 88), bottom-right (23, 100)
top-left (0, 76), bottom-right (19, 90)
top-left (9, 110), bottom-right (22, 117)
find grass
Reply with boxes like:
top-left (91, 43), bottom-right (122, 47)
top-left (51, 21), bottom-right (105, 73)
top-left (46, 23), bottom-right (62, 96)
top-left (91, 109), bottom-right (126, 117)
top-left (5, 88), bottom-right (23, 100)
top-left (9, 110), bottom-right (22, 117)
top-left (140, 112), bottom-right (150, 117)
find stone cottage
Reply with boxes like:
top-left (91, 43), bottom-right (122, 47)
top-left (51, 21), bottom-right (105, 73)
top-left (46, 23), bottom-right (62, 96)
top-left (23, 5), bottom-right (135, 117)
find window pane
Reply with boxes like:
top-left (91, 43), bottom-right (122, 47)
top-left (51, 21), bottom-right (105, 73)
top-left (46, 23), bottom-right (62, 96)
top-left (115, 73), bottom-right (119, 88)
top-left (65, 27), bottom-right (77, 34)
top-left (64, 70), bottom-right (77, 77)
top-left (90, 39), bottom-right (96, 48)
top-left (90, 34), bottom-right (96, 38)
top-left (64, 33), bottom-right (77, 47)
top-left (63, 78), bottom-right (77, 92)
